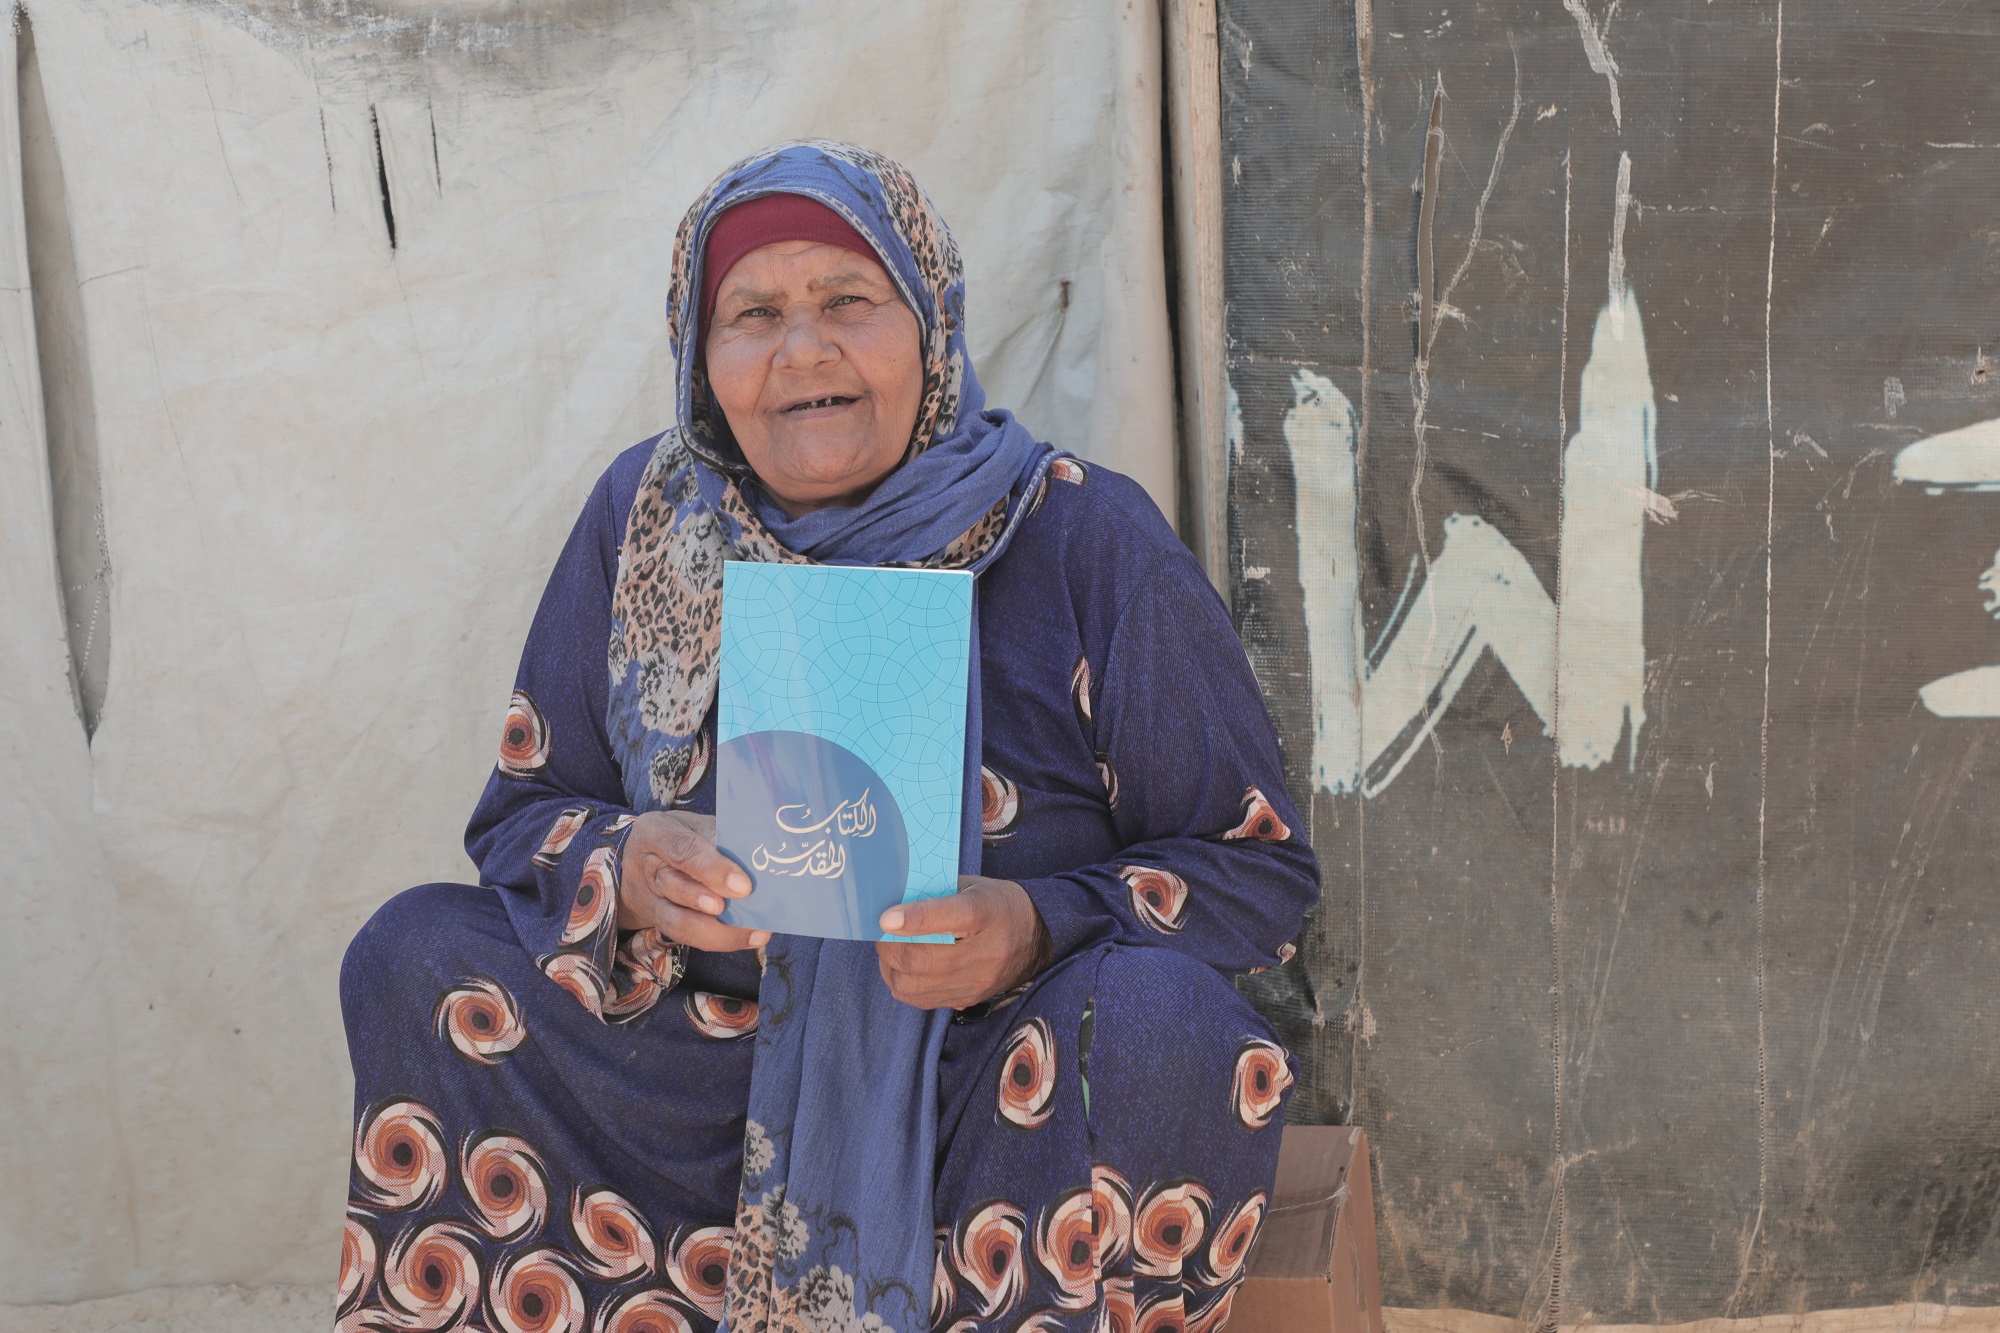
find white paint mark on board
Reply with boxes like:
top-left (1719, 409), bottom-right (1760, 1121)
top-left (1556, 286), bottom-right (1656, 770)
top-left (1623, 483), bottom-right (1679, 523)
top-left (1883, 376), bottom-right (1906, 418)
top-left (1562, 0), bottom-right (1624, 129)
top-left (1360, 511), bottom-right (1557, 793)
top-left (1226, 379), bottom-right (1245, 465)
top-left (1607, 152), bottom-right (1633, 333)
top-left (1895, 420), bottom-right (2000, 717)
top-left (1919, 666), bottom-right (2000, 717)
top-left (1286, 370), bottom-right (1365, 796)
top-left (1892, 416), bottom-right (2000, 493)
top-left (1285, 290), bottom-right (1656, 796)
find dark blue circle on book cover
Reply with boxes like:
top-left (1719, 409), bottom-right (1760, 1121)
top-left (716, 730), bottom-right (911, 940)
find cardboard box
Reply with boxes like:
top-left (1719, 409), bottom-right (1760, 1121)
top-left (1230, 1125), bottom-right (1383, 1333)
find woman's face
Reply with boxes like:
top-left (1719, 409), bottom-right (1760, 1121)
top-left (704, 241), bottom-right (923, 515)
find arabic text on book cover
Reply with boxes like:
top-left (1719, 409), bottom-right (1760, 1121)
top-left (715, 561), bottom-right (971, 941)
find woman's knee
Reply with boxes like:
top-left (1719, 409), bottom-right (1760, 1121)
top-left (1084, 946), bottom-right (1293, 1137)
top-left (340, 882), bottom-right (495, 1008)
top-left (1091, 946), bottom-right (1267, 1050)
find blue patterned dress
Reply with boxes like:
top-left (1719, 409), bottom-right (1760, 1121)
top-left (340, 137), bottom-right (1318, 1333)
top-left (340, 447), bottom-right (1318, 1333)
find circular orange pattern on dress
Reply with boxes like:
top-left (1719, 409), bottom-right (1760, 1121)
top-left (1092, 1163), bottom-right (1134, 1269)
top-left (1230, 1038), bottom-right (1294, 1130)
top-left (1203, 1190), bottom-right (1266, 1286)
top-left (532, 807), bottom-right (591, 869)
top-left (1188, 1285), bottom-right (1239, 1333)
top-left (352, 1099), bottom-right (447, 1211)
top-left (932, 1228), bottom-right (955, 1328)
top-left (980, 766), bottom-right (1022, 841)
top-left (1120, 866), bottom-right (1190, 934)
top-left (1102, 1277), bottom-right (1137, 1333)
top-left (337, 1212), bottom-right (378, 1317)
top-left (461, 1131), bottom-right (548, 1243)
top-left (603, 929), bottom-right (681, 1023)
top-left (380, 1220), bottom-right (481, 1330)
top-left (684, 991), bottom-right (759, 1039)
top-left (432, 976), bottom-right (528, 1066)
top-left (601, 968), bottom-right (662, 1023)
top-left (665, 1225), bottom-right (732, 1320)
top-left (570, 1185), bottom-right (656, 1281)
top-left (563, 847), bottom-right (618, 945)
top-left (1222, 785), bottom-right (1291, 842)
top-left (1134, 1290), bottom-right (1188, 1333)
top-left (491, 1248), bottom-right (586, 1333)
top-left (949, 1199), bottom-right (1027, 1318)
top-left (1133, 1179), bottom-right (1212, 1279)
top-left (1070, 656), bottom-right (1095, 729)
top-left (598, 1290), bottom-right (700, 1333)
top-left (1031, 1186), bottom-right (1097, 1310)
top-left (499, 690), bottom-right (551, 778)
top-left (541, 952), bottom-right (605, 1017)
top-left (996, 1018), bottom-right (1056, 1129)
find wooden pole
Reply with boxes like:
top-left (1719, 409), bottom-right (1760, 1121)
top-left (1163, 0), bottom-right (1230, 602)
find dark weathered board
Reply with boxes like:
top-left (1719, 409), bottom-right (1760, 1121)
top-left (1221, 0), bottom-right (2000, 1318)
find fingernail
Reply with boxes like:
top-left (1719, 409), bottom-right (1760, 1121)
top-left (728, 873), bottom-right (752, 895)
top-left (751, 931), bottom-right (771, 947)
top-left (880, 908), bottom-right (905, 932)
top-left (700, 895), bottom-right (724, 914)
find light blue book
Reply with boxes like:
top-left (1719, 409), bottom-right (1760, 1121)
top-left (715, 561), bottom-right (970, 942)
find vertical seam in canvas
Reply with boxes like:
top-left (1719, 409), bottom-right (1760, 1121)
top-left (1541, 144), bottom-right (1575, 1333)
top-left (1347, 0), bottom-right (1376, 1125)
top-left (1732, 0), bottom-right (1785, 1315)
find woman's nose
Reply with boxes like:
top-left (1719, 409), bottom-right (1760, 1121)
top-left (773, 309), bottom-right (837, 368)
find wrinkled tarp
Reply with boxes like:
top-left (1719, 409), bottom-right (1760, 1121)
top-left (0, 0), bottom-right (1174, 1302)
top-left (1222, 0), bottom-right (2000, 1322)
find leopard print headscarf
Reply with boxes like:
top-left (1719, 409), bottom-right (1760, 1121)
top-left (606, 141), bottom-right (1030, 811)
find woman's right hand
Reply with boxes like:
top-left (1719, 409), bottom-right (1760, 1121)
top-left (618, 811), bottom-right (770, 953)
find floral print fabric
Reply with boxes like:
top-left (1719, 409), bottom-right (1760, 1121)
top-left (343, 891), bottom-right (1289, 1333)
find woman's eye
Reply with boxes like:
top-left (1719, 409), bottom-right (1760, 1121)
top-left (828, 294), bottom-right (864, 309)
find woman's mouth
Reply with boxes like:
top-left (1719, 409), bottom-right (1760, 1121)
top-left (784, 395), bottom-right (859, 413)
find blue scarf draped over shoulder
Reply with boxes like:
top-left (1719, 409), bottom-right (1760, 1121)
top-left (604, 141), bottom-right (1054, 1333)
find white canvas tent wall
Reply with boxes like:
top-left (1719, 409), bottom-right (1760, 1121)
top-left (0, 0), bottom-right (1176, 1319)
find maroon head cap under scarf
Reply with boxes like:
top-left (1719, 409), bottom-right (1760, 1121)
top-left (699, 193), bottom-right (884, 339)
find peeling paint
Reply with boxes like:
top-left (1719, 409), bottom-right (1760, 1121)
top-left (1561, 0), bottom-right (1623, 129)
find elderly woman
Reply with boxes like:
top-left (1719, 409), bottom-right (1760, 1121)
top-left (339, 142), bottom-right (1317, 1333)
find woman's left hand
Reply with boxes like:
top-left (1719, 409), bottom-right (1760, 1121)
top-left (876, 876), bottom-right (1051, 1011)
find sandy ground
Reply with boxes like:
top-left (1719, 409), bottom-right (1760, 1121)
top-left (4, 1292), bottom-right (1996, 1333)
top-left (0, 1285), bottom-right (326, 1333)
